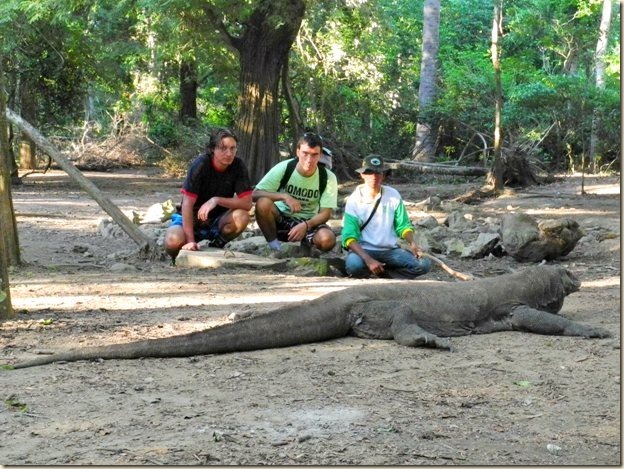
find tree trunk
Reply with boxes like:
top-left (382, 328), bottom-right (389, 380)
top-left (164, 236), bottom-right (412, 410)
top-left (231, 0), bottom-right (305, 183)
top-left (179, 59), bottom-right (198, 121)
top-left (412, 0), bottom-right (440, 162)
top-left (589, 0), bottom-right (613, 173)
top-left (0, 56), bottom-right (16, 318)
top-left (281, 55), bottom-right (305, 147)
top-left (487, 0), bottom-right (505, 192)
top-left (6, 108), bottom-right (157, 255)
top-left (19, 87), bottom-right (37, 170)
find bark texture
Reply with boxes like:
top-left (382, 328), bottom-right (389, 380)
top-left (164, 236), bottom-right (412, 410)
top-left (413, 0), bottom-right (440, 162)
top-left (228, 0), bottom-right (306, 183)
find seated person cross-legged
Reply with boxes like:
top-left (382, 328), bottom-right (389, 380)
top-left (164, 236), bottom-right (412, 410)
top-left (341, 154), bottom-right (432, 279)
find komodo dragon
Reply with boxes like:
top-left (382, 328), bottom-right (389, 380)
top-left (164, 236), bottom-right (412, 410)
top-left (6, 265), bottom-right (610, 369)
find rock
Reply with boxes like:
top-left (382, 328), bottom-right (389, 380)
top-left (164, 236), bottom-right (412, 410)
top-left (227, 236), bottom-right (270, 254)
top-left (411, 231), bottom-right (444, 254)
top-left (137, 199), bottom-right (176, 224)
top-left (284, 258), bottom-right (331, 276)
top-left (414, 215), bottom-right (439, 229)
top-left (546, 443), bottom-right (562, 455)
top-left (175, 248), bottom-right (288, 269)
top-left (445, 211), bottom-right (474, 231)
top-left (500, 213), bottom-right (584, 262)
top-left (98, 218), bottom-right (126, 239)
top-left (460, 232), bottom-right (501, 259)
top-left (445, 238), bottom-right (465, 256)
top-left (109, 262), bottom-right (137, 272)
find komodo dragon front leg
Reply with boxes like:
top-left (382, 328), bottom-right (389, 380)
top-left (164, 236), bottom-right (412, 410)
top-left (349, 301), bottom-right (453, 350)
top-left (510, 305), bottom-right (610, 338)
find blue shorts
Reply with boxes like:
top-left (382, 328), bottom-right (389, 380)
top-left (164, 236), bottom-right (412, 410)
top-left (170, 212), bottom-right (223, 242)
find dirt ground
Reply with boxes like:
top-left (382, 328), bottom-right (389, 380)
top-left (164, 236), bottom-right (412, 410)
top-left (0, 167), bottom-right (620, 465)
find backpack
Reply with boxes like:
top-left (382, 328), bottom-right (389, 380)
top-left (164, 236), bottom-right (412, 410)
top-left (277, 158), bottom-right (328, 196)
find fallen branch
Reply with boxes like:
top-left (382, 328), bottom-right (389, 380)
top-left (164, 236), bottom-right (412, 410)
top-left (385, 158), bottom-right (489, 177)
top-left (6, 108), bottom-right (157, 256)
top-left (422, 252), bottom-right (475, 281)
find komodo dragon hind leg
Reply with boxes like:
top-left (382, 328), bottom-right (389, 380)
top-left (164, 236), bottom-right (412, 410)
top-left (510, 305), bottom-right (611, 338)
top-left (349, 300), bottom-right (452, 350)
top-left (391, 305), bottom-right (453, 350)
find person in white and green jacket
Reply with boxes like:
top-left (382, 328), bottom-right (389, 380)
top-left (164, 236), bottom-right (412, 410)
top-left (342, 154), bottom-right (432, 279)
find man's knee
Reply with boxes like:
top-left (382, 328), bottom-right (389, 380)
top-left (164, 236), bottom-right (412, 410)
top-left (417, 257), bottom-right (433, 273)
top-left (403, 257), bottom-right (432, 277)
top-left (165, 226), bottom-right (185, 249)
top-left (230, 209), bottom-right (250, 229)
top-left (345, 252), bottom-right (367, 277)
top-left (313, 228), bottom-right (336, 251)
top-left (220, 209), bottom-right (250, 238)
top-left (254, 197), bottom-right (275, 216)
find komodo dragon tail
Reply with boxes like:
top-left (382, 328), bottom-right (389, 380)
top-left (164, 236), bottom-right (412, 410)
top-left (8, 300), bottom-right (353, 369)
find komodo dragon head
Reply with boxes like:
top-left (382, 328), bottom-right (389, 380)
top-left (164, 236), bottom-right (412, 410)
top-left (535, 265), bottom-right (581, 313)
top-left (560, 266), bottom-right (581, 294)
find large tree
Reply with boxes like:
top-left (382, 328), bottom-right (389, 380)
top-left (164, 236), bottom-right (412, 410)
top-left (204, 0), bottom-right (305, 182)
top-left (412, 0), bottom-right (440, 162)
top-left (488, 0), bottom-right (504, 191)
top-left (0, 52), bottom-right (17, 318)
top-left (589, 0), bottom-right (614, 173)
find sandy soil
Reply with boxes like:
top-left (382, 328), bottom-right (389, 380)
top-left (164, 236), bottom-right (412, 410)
top-left (0, 168), bottom-right (620, 465)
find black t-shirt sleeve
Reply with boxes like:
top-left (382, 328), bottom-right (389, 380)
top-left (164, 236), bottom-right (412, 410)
top-left (233, 158), bottom-right (253, 196)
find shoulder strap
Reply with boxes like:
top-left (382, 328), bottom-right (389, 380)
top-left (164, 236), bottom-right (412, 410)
top-left (277, 158), bottom-right (298, 192)
top-left (318, 165), bottom-right (327, 196)
top-left (360, 192), bottom-right (382, 231)
top-left (278, 158), bottom-right (328, 196)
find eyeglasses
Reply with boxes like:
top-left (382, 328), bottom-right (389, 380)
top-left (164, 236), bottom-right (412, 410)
top-left (217, 145), bottom-right (237, 154)
top-left (301, 132), bottom-right (324, 148)
top-left (303, 131), bottom-right (323, 141)
top-left (362, 169), bottom-right (381, 175)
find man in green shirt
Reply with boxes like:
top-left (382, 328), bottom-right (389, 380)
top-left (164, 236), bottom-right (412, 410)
top-left (253, 132), bottom-right (338, 253)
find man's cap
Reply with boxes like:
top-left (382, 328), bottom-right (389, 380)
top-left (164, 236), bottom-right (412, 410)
top-left (355, 154), bottom-right (388, 174)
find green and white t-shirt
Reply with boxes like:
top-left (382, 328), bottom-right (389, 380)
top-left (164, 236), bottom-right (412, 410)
top-left (255, 160), bottom-right (338, 220)
top-left (341, 185), bottom-right (414, 251)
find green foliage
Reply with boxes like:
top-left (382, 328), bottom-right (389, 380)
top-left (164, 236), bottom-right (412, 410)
top-left (288, 0), bottom-right (424, 158)
top-left (0, 0), bottom-right (619, 173)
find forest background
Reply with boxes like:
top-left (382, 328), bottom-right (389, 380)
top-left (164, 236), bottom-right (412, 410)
top-left (0, 0), bottom-right (620, 181)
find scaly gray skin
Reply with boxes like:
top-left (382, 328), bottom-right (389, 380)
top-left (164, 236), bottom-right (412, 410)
top-left (7, 265), bottom-right (610, 369)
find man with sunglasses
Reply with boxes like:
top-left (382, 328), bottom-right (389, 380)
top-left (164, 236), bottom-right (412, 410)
top-left (341, 154), bottom-right (432, 279)
top-left (253, 132), bottom-right (338, 255)
top-left (164, 128), bottom-right (252, 262)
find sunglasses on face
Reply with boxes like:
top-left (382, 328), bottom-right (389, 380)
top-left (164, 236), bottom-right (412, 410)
top-left (303, 132), bottom-right (323, 142)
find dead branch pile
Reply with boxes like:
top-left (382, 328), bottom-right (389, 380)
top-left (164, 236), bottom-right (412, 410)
top-left (64, 129), bottom-right (166, 171)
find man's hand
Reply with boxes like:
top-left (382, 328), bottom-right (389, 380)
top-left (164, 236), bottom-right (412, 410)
top-left (287, 221), bottom-right (308, 242)
top-left (410, 241), bottom-right (424, 258)
top-left (197, 198), bottom-right (218, 221)
top-left (366, 258), bottom-right (386, 275)
top-left (282, 194), bottom-right (301, 213)
top-left (181, 241), bottom-right (200, 251)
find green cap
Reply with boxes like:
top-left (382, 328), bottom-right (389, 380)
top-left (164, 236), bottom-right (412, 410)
top-left (356, 154), bottom-right (388, 173)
